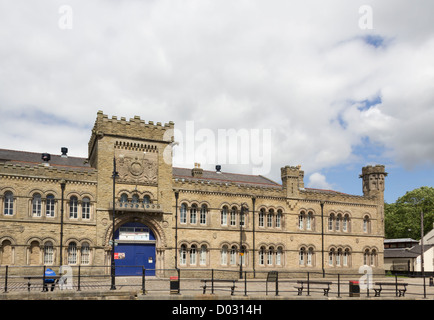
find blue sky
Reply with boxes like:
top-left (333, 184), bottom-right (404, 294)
top-left (0, 1), bottom-right (433, 205)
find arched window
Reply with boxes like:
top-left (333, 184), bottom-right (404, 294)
top-left (259, 247), bottom-right (265, 265)
top-left (363, 249), bottom-right (370, 266)
top-left (200, 245), bottom-right (207, 266)
top-left (81, 242), bottom-right (90, 265)
top-left (120, 193), bottom-right (128, 207)
top-left (4, 191), bottom-right (14, 216)
top-left (230, 207), bottom-right (237, 226)
top-left (143, 195), bottom-right (151, 204)
top-left (221, 245), bottom-right (228, 265)
top-left (69, 196), bottom-right (78, 218)
top-left (44, 241), bottom-right (54, 265)
top-left (230, 246), bottom-right (237, 265)
top-left (299, 247), bottom-right (305, 265)
top-left (240, 245), bottom-right (247, 266)
top-left (343, 248), bottom-right (350, 267)
top-left (329, 249), bottom-right (335, 266)
top-left (68, 242), bottom-right (77, 265)
top-left (190, 245), bottom-right (197, 265)
top-left (306, 211), bottom-right (313, 230)
top-left (363, 216), bottom-right (371, 233)
top-left (200, 204), bottom-right (207, 225)
top-left (221, 206), bottom-right (228, 225)
top-left (32, 193), bottom-right (42, 217)
top-left (46, 194), bottom-right (55, 217)
top-left (267, 247), bottom-right (274, 265)
top-left (180, 203), bottom-right (187, 224)
top-left (307, 247), bottom-right (314, 266)
top-left (328, 214), bottom-right (334, 231)
top-left (82, 197), bottom-right (91, 219)
top-left (259, 209), bottom-right (265, 227)
top-left (267, 209), bottom-right (274, 228)
top-left (343, 214), bottom-right (350, 232)
top-left (132, 194), bottom-right (139, 208)
top-left (299, 211), bottom-right (305, 230)
top-left (276, 246), bottom-right (283, 266)
top-left (336, 248), bottom-right (342, 266)
top-left (240, 207), bottom-right (246, 227)
top-left (371, 249), bottom-right (377, 266)
top-left (336, 214), bottom-right (342, 231)
top-left (190, 204), bottom-right (197, 224)
top-left (276, 210), bottom-right (282, 228)
top-left (180, 244), bottom-right (187, 265)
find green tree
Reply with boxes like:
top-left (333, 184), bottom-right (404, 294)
top-left (385, 186), bottom-right (434, 239)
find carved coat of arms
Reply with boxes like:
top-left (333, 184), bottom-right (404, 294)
top-left (117, 155), bottom-right (158, 185)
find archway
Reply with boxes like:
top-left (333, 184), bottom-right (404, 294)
top-left (114, 222), bottom-right (156, 276)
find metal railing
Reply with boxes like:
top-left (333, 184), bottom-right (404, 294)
top-left (1, 265), bottom-right (434, 299)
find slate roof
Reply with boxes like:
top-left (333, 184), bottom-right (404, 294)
top-left (384, 244), bottom-right (434, 258)
top-left (0, 148), bottom-right (93, 172)
top-left (172, 167), bottom-right (281, 187)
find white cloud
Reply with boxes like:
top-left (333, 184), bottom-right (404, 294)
top-left (307, 172), bottom-right (333, 190)
top-left (0, 0), bottom-right (433, 179)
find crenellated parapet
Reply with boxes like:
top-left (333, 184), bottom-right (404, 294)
top-left (88, 111), bottom-right (174, 156)
top-left (0, 162), bottom-right (97, 184)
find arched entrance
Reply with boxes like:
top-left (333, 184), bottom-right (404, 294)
top-left (114, 222), bottom-right (156, 276)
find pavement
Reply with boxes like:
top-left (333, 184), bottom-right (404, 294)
top-left (1, 275), bottom-right (433, 300)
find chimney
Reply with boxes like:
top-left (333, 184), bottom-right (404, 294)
top-left (41, 153), bottom-right (51, 166)
top-left (191, 163), bottom-right (203, 178)
top-left (61, 147), bottom-right (68, 158)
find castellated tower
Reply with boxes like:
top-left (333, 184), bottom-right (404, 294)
top-left (360, 165), bottom-right (387, 202)
top-left (87, 111), bottom-right (176, 269)
top-left (280, 165), bottom-right (304, 198)
top-left (360, 164), bottom-right (387, 235)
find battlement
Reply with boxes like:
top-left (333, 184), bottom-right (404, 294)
top-left (281, 165), bottom-right (303, 178)
top-left (360, 164), bottom-right (387, 177)
top-left (0, 162), bottom-right (97, 183)
top-left (88, 111), bottom-right (175, 157)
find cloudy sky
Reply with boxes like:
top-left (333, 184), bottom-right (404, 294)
top-left (0, 0), bottom-right (433, 203)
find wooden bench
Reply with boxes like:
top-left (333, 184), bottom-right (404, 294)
top-left (201, 279), bottom-right (237, 295)
top-left (24, 276), bottom-right (60, 292)
top-left (373, 282), bottom-right (408, 297)
top-left (295, 280), bottom-right (332, 296)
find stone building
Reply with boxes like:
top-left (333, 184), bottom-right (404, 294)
top-left (0, 111), bottom-right (387, 276)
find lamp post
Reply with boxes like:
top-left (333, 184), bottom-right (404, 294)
top-left (59, 180), bottom-right (66, 267)
top-left (239, 206), bottom-right (245, 279)
top-left (111, 156), bottom-right (119, 290)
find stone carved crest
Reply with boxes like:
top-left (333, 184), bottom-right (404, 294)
top-left (117, 155), bottom-right (158, 185)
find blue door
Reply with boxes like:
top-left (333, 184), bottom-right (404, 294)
top-left (114, 222), bottom-right (156, 276)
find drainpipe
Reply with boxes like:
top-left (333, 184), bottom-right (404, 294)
top-left (175, 191), bottom-right (179, 269)
top-left (252, 196), bottom-right (256, 278)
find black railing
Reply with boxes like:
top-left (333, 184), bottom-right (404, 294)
top-left (1, 265), bottom-right (434, 299)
